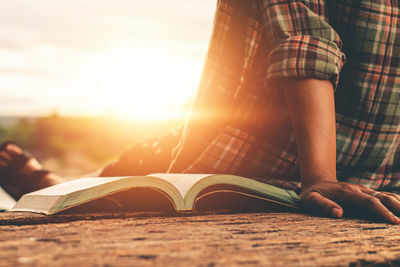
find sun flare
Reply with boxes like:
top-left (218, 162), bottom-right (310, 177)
top-left (78, 49), bottom-right (201, 120)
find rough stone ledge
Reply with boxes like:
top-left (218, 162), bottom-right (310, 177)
top-left (1, 211), bottom-right (400, 266)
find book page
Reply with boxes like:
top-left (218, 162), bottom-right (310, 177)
top-left (26, 177), bottom-right (130, 196)
top-left (149, 173), bottom-right (212, 198)
top-left (12, 175), bottom-right (185, 214)
top-left (0, 186), bottom-right (16, 211)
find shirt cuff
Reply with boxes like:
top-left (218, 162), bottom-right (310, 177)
top-left (265, 35), bottom-right (346, 89)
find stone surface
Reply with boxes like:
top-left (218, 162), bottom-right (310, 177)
top-left (1, 211), bottom-right (400, 266)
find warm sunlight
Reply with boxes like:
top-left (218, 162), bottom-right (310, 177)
top-left (0, 0), bottom-right (216, 119)
top-left (78, 49), bottom-right (202, 120)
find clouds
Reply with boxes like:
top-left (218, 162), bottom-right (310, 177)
top-left (0, 0), bottom-right (216, 117)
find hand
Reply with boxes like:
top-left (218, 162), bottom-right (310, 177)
top-left (300, 181), bottom-right (400, 224)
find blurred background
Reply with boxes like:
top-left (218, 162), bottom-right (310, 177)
top-left (0, 0), bottom-right (216, 178)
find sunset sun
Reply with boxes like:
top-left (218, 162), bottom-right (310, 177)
top-left (95, 50), bottom-right (202, 120)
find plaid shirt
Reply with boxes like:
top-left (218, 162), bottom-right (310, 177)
top-left (167, 0), bottom-right (400, 191)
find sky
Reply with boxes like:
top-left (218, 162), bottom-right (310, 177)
top-left (0, 0), bottom-right (216, 118)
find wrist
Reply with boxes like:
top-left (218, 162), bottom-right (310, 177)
top-left (301, 174), bottom-right (338, 190)
top-left (299, 160), bottom-right (337, 189)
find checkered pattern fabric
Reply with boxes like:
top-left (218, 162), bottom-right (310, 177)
top-left (167, 0), bottom-right (400, 191)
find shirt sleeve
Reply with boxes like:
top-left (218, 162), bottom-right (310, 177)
top-left (261, 0), bottom-right (346, 88)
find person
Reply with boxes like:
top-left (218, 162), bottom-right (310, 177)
top-left (1, 0), bottom-right (400, 223)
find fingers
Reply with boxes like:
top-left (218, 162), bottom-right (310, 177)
top-left (301, 191), bottom-right (343, 218)
top-left (0, 144), bottom-right (40, 175)
top-left (374, 192), bottom-right (400, 216)
top-left (301, 182), bottom-right (400, 223)
top-left (4, 144), bottom-right (23, 156)
top-left (339, 190), bottom-right (400, 224)
top-left (0, 144), bottom-right (29, 170)
top-left (0, 144), bottom-right (23, 167)
top-left (385, 192), bottom-right (400, 202)
top-left (0, 150), bottom-right (12, 167)
top-left (359, 187), bottom-right (400, 220)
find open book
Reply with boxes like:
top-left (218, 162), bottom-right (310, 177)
top-left (0, 186), bottom-right (16, 212)
top-left (10, 173), bottom-right (300, 215)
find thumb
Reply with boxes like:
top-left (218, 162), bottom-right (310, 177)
top-left (300, 190), bottom-right (343, 218)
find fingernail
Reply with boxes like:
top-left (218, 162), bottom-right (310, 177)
top-left (332, 207), bottom-right (342, 217)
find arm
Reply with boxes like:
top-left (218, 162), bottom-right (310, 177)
top-left (282, 78), bottom-right (336, 188)
top-left (261, 0), bottom-right (400, 223)
top-left (281, 78), bottom-right (400, 224)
